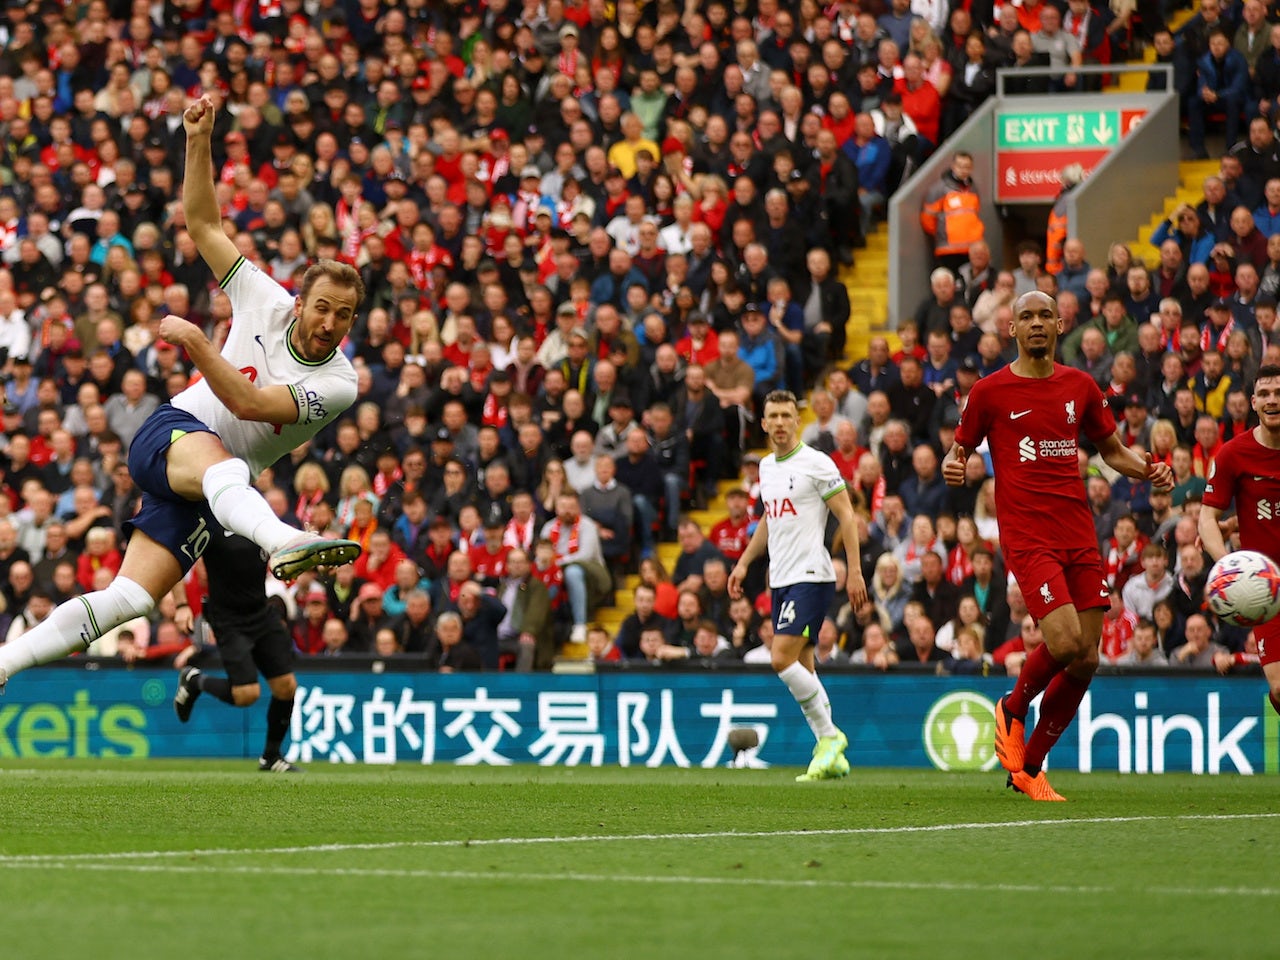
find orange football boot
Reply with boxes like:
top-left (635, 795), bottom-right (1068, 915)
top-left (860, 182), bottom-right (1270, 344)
top-left (1008, 769), bottom-right (1066, 802)
top-left (994, 695), bottom-right (1026, 773)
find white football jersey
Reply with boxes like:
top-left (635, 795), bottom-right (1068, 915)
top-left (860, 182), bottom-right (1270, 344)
top-left (758, 442), bottom-right (846, 587)
top-left (171, 258), bottom-right (357, 476)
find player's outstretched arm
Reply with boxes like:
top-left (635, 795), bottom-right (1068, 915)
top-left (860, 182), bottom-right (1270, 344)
top-left (728, 515), bottom-right (768, 599)
top-left (182, 95), bottom-right (240, 285)
top-left (159, 314), bottom-right (299, 424)
top-left (942, 444), bottom-right (967, 486)
top-left (1096, 432), bottom-right (1174, 490)
top-left (827, 488), bottom-right (868, 608)
top-left (1197, 504), bottom-right (1230, 562)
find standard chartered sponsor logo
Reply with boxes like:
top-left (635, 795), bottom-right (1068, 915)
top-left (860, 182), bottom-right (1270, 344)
top-left (1018, 436), bottom-right (1077, 463)
top-left (923, 692), bottom-right (999, 771)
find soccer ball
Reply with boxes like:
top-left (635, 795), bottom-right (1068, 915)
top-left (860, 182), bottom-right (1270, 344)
top-left (1205, 550), bottom-right (1280, 628)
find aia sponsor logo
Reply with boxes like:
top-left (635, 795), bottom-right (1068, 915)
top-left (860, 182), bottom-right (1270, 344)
top-left (763, 498), bottom-right (797, 519)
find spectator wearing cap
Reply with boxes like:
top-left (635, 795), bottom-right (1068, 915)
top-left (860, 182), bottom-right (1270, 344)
top-left (593, 391), bottom-right (640, 459)
top-left (1199, 296), bottom-right (1236, 356)
top-left (736, 301), bottom-right (782, 419)
top-left (675, 312), bottom-right (719, 367)
top-left (1118, 393), bottom-right (1154, 451)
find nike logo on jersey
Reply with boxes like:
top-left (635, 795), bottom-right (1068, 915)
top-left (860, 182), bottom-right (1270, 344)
top-left (255, 335), bottom-right (265, 350)
top-left (1010, 410), bottom-right (1032, 420)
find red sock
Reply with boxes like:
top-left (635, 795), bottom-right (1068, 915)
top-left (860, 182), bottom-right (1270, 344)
top-left (1270, 693), bottom-right (1280, 718)
top-left (1024, 670), bottom-right (1092, 771)
top-left (1005, 643), bottom-right (1069, 718)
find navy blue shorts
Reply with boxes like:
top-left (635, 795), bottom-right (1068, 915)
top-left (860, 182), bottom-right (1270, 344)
top-left (771, 581), bottom-right (835, 643)
top-left (124, 405), bottom-right (223, 574)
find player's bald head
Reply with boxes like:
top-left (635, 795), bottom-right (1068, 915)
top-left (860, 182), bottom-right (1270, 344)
top-left (1013, 290), bottom-right (1058, 317)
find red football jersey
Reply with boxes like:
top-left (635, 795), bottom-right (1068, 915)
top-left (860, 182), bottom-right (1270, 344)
top-left (1203, 429), bottom-right (1280, 564)
top-left (709, 516), bottom-right (751, 561)
top-left (469, 544), bottom-right (510, 581)
top-left (955, 364), bottom-right (1116, 556)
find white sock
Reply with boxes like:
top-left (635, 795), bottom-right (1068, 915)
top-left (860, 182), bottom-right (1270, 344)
top-left (777, 662), bottom-right (839, 740)
top-left (202, 459), bottom-right (299, 555)
top-left (0, 576), bottom-right (154, 679)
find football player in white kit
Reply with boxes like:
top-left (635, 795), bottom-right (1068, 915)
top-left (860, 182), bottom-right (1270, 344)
top-left (0, 94), bottom-right (364, 691)
top-left (729, 390), bottom-right (869, 780)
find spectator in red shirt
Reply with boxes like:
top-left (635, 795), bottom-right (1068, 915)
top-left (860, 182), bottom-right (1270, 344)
top-left (469, 519), bottom-right (512, 588)
top-left (675, 312), bottom-right (719, 366)
top-left (894, 54), bottom-right (942, 149)
top-left (353, 529), bottom-right (406, 592)
top-left (708, 488), bottom-right (753, 563)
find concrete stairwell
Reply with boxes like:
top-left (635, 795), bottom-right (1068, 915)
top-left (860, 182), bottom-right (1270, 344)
top-left (589, 225), bottom-right (890, 644)
top-left (1127, 158), bottom-right (1221, 266)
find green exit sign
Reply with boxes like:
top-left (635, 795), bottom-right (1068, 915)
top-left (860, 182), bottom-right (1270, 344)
top-left (998, 110), bottom-right (1124, 149)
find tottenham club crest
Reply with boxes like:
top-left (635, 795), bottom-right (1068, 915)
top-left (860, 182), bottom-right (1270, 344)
top-left (1065, 400), bottom-right (1077, 424)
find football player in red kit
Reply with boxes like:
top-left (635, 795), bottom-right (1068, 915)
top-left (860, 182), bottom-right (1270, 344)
top-left (1200, 365), bottom-right (1280, 721)
top-left (944, 292), bottom-right (1173, 801)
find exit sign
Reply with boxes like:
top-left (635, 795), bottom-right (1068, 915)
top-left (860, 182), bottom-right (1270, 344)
top-left (994, 107), bottom-right (1147, 202)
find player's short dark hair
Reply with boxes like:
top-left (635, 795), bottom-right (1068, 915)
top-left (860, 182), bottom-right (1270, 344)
top-left (695, 618), bottom-right (720, 635)
top-left (1134, 617), bottom-right (1156, 633)
top-left (971, 546), bottom-right (993, 561)
top-left (298, 259), bottom-right (366, 307)
top-left (763, 389), bottom-right (798, 409)
top-left (1255, 364), bottom-right (1280, 384)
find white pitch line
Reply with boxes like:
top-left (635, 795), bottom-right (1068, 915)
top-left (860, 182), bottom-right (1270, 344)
top-left (0, 812), bottom-right (1275, 865)
top-left (2, 860), bottom-right (1278, 899)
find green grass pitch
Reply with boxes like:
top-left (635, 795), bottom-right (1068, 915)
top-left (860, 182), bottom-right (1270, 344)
top-left (0, 760), bottom-right (1275, 960)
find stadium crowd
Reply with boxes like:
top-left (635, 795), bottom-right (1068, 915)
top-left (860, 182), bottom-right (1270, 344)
top-left (0, 0), bottom-right (1263, 674)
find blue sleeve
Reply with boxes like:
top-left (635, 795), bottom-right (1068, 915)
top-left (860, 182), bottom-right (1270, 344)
top-left (1225, 54), bottom-right (1250, 97)
top-left (757, 340), bottom-right (777, 382)
top-left (866, 140), bottom-right (892, 193)
top-left (1189, 232), bottom-right (1215, 265)
top-left (1150, 219), bottom-right (1174, 246)
top-left (590, 274), bottom-right (612, 305)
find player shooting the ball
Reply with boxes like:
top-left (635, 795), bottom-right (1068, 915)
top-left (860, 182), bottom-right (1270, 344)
top-left (0, 93), bottom-right (365, 692)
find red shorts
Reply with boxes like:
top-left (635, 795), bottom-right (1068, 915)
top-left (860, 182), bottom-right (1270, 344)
top-left (1005, 545), bottom-right (1111, 622)
top-left (1254, 617), bottom-right (1280, 666)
